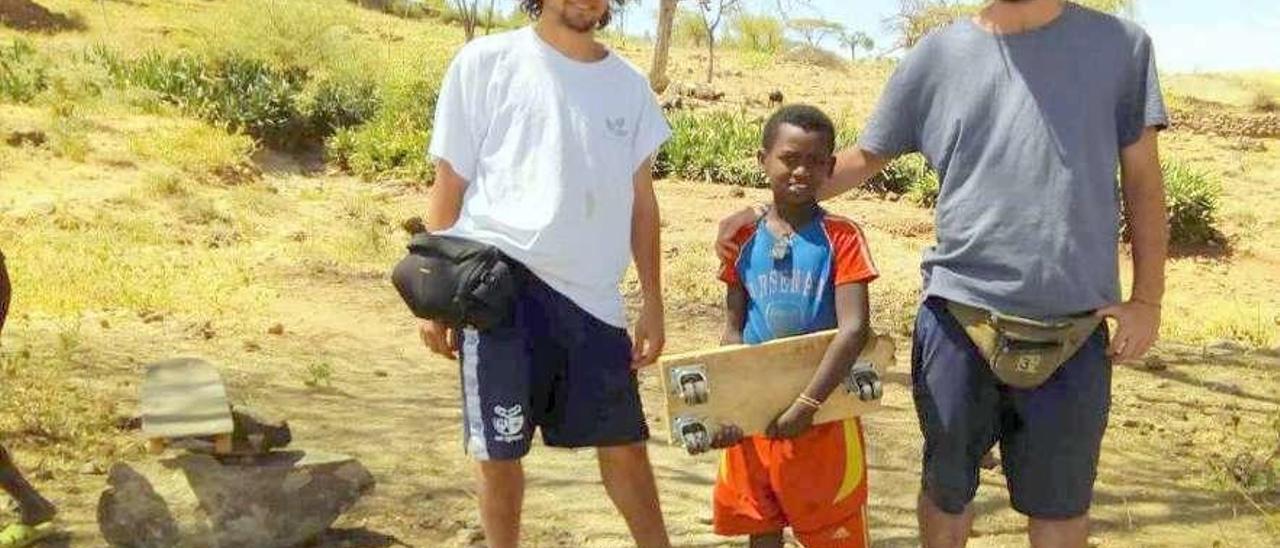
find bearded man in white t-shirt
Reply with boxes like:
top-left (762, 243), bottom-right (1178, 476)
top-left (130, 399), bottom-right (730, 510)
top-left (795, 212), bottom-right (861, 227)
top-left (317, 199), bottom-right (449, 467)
top-left (418, 1), bottom-right (673, 546)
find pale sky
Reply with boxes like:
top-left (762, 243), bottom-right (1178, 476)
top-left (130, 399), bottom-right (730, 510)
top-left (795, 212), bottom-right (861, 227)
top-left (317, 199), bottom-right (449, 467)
top-left (497, 0), bottom-right (1280, 73)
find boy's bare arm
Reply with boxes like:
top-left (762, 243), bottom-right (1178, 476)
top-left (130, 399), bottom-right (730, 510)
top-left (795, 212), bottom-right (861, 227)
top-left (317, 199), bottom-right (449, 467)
top-left (767, 283), bottom-right (870, 439)
top-left (721, 284), bottom-right (747, 346)
top-left (802, 283), bottom-right (870, 401)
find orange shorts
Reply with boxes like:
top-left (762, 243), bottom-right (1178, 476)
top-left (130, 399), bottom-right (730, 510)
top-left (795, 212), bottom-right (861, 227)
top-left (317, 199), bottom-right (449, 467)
top-left (713, 419), bottom-right (870, 547)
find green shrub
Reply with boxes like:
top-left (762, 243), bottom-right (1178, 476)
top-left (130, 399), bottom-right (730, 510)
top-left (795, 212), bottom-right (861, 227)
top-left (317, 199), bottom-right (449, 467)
top-left (868, 154), bottom-right (940, 206)
top-left (656, 110), bottom-right (765, 187)
top-left (328, 79), bottom-right (436, 181)
top-left (302, 77), bottom-right (381, 137)
top-left (1162, 161), bottom-right (1223, 248)
top-left (106, 50), bottom-right (379, 150)
top-left (0, 39), bottom-right (49, 103)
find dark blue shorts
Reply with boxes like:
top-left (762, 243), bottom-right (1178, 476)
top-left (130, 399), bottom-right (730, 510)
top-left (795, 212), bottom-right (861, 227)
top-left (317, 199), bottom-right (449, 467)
top-left (456, 273), bottom-right (648, 461)
top-left (912, 298), bottom-right (1111, 519)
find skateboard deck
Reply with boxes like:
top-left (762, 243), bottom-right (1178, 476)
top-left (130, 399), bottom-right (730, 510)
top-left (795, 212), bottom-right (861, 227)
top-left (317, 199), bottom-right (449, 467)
top-left (658, 330), bottom-right (895, 448)
top-left (140, 358), bottom-right (234, 454)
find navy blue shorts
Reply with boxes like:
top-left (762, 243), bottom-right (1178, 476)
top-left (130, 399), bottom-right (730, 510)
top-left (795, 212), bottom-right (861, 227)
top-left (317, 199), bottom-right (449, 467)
top-left (912, 298), bottom-right (1111, 519)
top-left (456, 273), bottom-right (648, 461)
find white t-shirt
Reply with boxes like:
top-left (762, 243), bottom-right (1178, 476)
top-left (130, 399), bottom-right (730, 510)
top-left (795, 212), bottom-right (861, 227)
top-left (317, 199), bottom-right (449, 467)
top-left (428, 27), bottom-right (671, 328)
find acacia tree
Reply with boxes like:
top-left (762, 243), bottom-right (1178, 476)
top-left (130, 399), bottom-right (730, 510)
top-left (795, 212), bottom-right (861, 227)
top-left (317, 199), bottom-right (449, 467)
top-left (787, 17), bottom-right (844, 49)
top-left (840, 30), bottom-right (874, 62)
top-left (694, 0), bottom-right (742, 84)
top-left (449, 0), bottom-right (482, 41)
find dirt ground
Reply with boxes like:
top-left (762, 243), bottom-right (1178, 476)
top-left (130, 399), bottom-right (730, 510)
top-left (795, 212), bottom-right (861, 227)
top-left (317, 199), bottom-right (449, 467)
top-left (2, 175), bottom-right (1278, 547)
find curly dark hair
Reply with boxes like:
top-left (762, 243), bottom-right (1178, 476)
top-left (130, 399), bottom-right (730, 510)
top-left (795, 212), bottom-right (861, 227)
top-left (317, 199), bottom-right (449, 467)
top-left (519, 0), bottom-right (628, 30)
top-left (763, 104), bottom-right (836, 156)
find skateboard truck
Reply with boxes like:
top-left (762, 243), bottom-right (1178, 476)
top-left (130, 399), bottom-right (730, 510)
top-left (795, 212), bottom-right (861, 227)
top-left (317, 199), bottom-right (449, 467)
top-left (844, 360), bottom-right (883, 402)
top-left (668, 364), bottom-right (710, 405)
top-left (672, 415), bottom-right (711, 452)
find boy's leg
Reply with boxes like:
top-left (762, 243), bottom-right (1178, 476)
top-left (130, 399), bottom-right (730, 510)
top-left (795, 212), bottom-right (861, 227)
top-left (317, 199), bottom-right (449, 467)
top-left (911, 299), bottom-right (1001, 548)
top-left (0, 445), bottom-right (57, 525)
top-left (597, 444), bottom-right (670, 548)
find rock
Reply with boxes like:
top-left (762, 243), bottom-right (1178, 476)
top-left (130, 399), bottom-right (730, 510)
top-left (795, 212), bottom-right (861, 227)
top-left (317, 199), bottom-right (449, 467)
top-left (97, 451), bottom-right (374, 548)
top-left (374, 370), bottom-right (388, 378)
top-left (100, 318), bottom-right (112, 329)
top-left (229, 406), bottom-right (292, 455)
top-left (729, 187), bottom-right (745, 198)
top-left (1140, 355), bottom-right (1167, 371)
top-left (768, 90), bottom-right (784, 105)
top-left (81, 462), bottom-right (106, 475)
top-left (267, 323), bottom-right (285, 336)
top-left (243, 340), bottom-right (261, 352)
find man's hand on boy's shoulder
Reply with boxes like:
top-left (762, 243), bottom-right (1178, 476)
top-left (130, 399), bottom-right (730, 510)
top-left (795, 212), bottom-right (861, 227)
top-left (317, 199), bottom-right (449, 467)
top-left (767, 402), bottom-right (816, 439)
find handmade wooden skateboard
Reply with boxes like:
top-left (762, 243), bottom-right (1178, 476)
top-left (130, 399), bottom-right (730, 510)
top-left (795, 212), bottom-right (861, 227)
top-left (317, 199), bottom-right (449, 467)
top-left (141, 358), bottom-right (234, 455)
top-left (658, 330), bottom-right (895, 450)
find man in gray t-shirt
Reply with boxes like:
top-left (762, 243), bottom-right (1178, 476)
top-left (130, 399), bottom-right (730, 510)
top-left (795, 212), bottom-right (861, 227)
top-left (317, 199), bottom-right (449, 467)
top-left (717, 1), bottom-right (1168, 546)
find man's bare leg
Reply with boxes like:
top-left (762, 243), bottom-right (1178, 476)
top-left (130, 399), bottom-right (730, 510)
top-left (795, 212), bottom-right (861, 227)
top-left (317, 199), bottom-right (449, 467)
top-left (0, 445), bottom-right (56, 525)
top-left (1029, 516), bottom-right (1089, 548)
top-left (918, 490), bottom-right (974, 548)
top-left (476, 460), bottom-right (524, 548)
top-left (597, 443), bottom-right (671, 548)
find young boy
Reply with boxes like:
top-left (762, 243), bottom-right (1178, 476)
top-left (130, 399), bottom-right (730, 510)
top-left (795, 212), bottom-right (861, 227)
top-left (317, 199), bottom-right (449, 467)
top-left (0, 251), bottom-right (59, 547)
top-left (696, 105), bottom-right (879, 547)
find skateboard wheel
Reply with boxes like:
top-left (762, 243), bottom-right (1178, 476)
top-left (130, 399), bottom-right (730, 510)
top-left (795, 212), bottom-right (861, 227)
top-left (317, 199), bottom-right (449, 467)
top-left (680, 383), bottom-right (709, 405)
top-left (671, 366), bottom-right (710, 405)
top-left (674, 416), bottom-right (710, 451)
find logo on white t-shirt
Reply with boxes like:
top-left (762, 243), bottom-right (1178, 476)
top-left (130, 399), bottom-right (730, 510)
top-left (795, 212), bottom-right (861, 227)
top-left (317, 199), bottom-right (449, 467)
top-left (605, 117), bottom-right (629, 138)
top-left (492, 404), bottom-right (525, 443)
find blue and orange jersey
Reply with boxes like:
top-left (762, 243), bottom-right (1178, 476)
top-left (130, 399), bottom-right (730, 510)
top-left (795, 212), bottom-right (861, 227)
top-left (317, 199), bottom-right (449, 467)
top-left (720, 209), bottom-right (880, 345)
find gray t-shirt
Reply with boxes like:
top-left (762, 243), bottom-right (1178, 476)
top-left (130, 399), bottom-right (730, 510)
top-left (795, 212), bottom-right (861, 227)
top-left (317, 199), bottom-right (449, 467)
top-left (858, 2), bottom-right (1168, 318)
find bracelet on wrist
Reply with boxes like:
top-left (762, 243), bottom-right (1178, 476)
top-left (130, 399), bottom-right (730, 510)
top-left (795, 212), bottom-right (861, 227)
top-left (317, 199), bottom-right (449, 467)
top-left (795, 394), bottom-right (822, 410)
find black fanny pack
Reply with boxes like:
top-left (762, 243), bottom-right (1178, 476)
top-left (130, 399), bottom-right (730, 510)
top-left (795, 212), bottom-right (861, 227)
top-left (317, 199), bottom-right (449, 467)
top-left (391, 233), bottom-right (519, 330)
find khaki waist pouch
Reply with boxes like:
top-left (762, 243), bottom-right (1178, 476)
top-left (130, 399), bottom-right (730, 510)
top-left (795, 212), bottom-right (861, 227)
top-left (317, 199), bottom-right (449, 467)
top-left (945, 301), bottom-right (1102, 389)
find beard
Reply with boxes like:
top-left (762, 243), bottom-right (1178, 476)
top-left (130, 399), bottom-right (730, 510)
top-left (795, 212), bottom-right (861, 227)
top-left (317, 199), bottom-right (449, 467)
top-left (558, 4), bottom-right (607, 33)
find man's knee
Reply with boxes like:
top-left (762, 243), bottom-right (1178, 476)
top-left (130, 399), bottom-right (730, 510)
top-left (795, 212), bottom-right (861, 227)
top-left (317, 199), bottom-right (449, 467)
top-left (477, 459), bottom-right (522, 481)
top-left (597, 442), bottom-right (650, 463)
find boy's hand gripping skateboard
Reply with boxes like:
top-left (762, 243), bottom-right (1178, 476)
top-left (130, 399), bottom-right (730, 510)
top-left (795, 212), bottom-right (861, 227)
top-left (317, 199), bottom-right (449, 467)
top-left (658, 330), bottom-right (894, 452)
